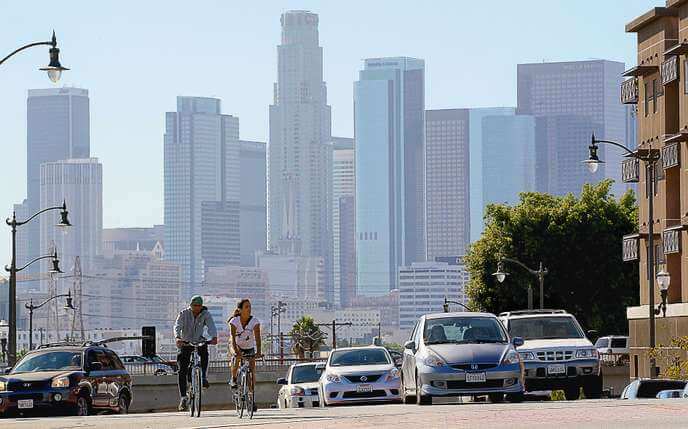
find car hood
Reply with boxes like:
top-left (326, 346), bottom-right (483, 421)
top-left (427, 343), bottom-right (509, 364)
top-left (3, 370), bottom-right (76, 382)
top-left (328, 364), bottom-right (394, 374)
top-left (521, 338), bottom-right (593, 350)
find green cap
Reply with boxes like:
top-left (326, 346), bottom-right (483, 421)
top-left (190, 295), bottom-right (203, 306)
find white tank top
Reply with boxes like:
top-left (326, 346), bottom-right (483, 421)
top-left (229, 316), bottom-right (260, 349)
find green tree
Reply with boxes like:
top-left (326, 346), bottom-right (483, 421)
top-left (465, 180), bottom-right (638, 335)
top-left (290, 316), bottom-right (326, 359)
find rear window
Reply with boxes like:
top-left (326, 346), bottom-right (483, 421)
top-left (637, 380), bottom-right (686, 398)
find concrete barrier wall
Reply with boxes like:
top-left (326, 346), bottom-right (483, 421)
top-left (601, 365), bottom-right (630, 397)
top-left (130, 367), bottom-right (288, 413)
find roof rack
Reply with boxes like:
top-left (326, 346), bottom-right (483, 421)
top-left (36, 341), bottom-right (85, 349)
top-left (498, 309), bottom-right (567, 317)
top-left (87, 335), bottom-right (151, 348)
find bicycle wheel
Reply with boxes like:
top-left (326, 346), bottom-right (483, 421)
top-left (237, 371), bottom-right (245, 419)
top-left (193, 367), bottom-right (202, 417)
top-left (246, 373), bottom-right (255, 420)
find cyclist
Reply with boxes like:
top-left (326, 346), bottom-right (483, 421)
top-left (174, 295), bottom-right (218, 411)
top-left (228, 299), bottom-right (262, 399)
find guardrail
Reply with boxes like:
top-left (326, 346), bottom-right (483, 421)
top-left (600, 352), bottom-right (629, 367)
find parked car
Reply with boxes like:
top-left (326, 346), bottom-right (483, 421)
top-left (498, 309), bottom-right (601, 400)
top-left (594, 336), bottom-right (629, 355)
top-left (320, 346), bottom-right (401, 406)
top-left (401, 312), bottom-right (525, 405)
top-left (656, 389), bottom-right (683, 399)
top-left (119, 355), bottom-right (174, 375)
top-left (620, 379), bottom-right (687, 399)
top-left (683, 382), bottom-right (688, 398)
top-left (0, 342), bottom-right (132, 416)
top-left (277, 362), bottom-right (324, 408)
top-left (387, 350), bottom-right (403, 367)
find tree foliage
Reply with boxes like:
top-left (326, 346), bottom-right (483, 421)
top-left (465, 180), bottom-right (638, 335)
top-left (290, 316), bottom-right (326, 359)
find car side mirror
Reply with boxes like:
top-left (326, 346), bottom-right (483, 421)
top-left (512, 337), bottom-right (524, 348)
top-left (89, 362), bottom-right (103, 371)
top-left (404, 341), bottom-right (416, 351)
top-left (276, 377), bottom-right (288, 385)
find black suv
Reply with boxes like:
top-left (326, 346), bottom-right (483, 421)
top-left (0, 342), bottom-right (132, 416)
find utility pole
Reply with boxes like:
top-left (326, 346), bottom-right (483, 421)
top-left (317, 320), bottom-right (352, 350)
top-left (70, 257), bottom-right (84, 341)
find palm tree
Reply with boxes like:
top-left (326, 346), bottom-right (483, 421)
top-left (290, 316), bottom-right (325, 359)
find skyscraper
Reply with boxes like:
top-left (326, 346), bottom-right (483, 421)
top-left (268, 10), bottom-right (333, 300)
top-left (239, 140), bottom-right (267, 266)
top-left (517, 60), bottom-right (628, 197)
top-left (482, 115), bottom-right (536, 207)
top-left (25, 88), bottom-right (90, 272)
top-left (332, 137), bottom-right (354, 307)
top-left (426, 109), bottom-right (470, 260)
top-left (355, 57), bottom-right (426, 297)
top-left (339, 195), bottom-right (356, 308)
top-left (164, 96), bottom-right (240, 296)
top-left (40, 158), bottom-right (102, 292)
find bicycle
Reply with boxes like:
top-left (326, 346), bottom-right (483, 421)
top-left (232, 352), bottom-right (260, 419)
top-left (184, 341), bottom-right (207, 417)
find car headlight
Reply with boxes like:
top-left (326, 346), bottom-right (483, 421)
top-left (51, 376), bottom-right (70, 388)
top-left (0, 380), bottom-right (6, 392)
top-left (385, 368), bottom-right (400, 381)
top-left (576, 349), bottom-right (598, 359)
top-left (518, 352), bottom-right (536, 361)
top-left (501, 350), bottom-right (520, 365)
top-left (326, 374), bottom-right (341, 383)
top-left (423, 352), bottom-right (446, 368)
top-left (290, 386), bottom-right (305, 396)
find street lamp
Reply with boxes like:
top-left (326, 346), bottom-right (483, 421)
top-left (4, 203), bottom-right (72, 366)
top-left (655, 270), bottom-right (670, 318)
top-left (442, 296), bottom-right (471, 313)
top-left (493, 257), bottom-right (548, 310)
top-left (584, 132), bottom-right (661, 377)
top-left (24, 290), bottom-right (75, 350)
top-left (0, 31), bottom-right (69, 82)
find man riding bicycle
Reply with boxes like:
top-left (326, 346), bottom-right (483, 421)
top-left (228, 299), bottom-right (262, 399)
top-left (174, 295), bottom-right (218, 411)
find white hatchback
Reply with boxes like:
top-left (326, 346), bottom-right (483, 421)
top-left (277, 362), bottom-right (324, 408)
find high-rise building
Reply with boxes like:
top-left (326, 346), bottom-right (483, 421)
top-left (398, 261), bottom-right (468, 331)
top-left (332, 137), bottom-right (354, 307)
top-left (426, 109), bottom-right (470, 260)
top-left (39, 158), bottom-right (102, 292)
top-left (256, 252), bottom-right (325, 301)
top-left (239, 140), bottom-right (267, 266)
top-left (25, 88), bottom-right (90, 272)
top-left (468, 107), bottom-right (515, 241)
top-left (517, 60), bottom-right (628, 197)
top-left (164, 96), bottom-right (240, 297)
top-left (102, 225), bottom-right (165, 256)
top-left (268, 11), bottom-right (332, 301)
top-left (482, 115), bottom-right (536, 207)
top-left (339, 196), bottom-right (356, 308)
top-left (355, 57), bottom-right (426, 297)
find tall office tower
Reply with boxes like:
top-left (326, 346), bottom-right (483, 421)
top-left (239, 140), bottom-right (267, 266)
top-left (268, 10), bottom-right (333, 301)
top-left (426, 109), bottom-right (470, 261)
top-left (468, 107), bottom-right (515, 241)
top-left (517, 60), bottom-right (627, 197)
top-left (39, 158), bottom-right (102, 292)
top-left (26, 88), bottom-right (90, 273)
top-left (339, 195), bottom-right (356, 307)
top-left (331, 137), bottom-right (354, 307)
top-left (164, 96), bottom-right (240, 297)
top-left (482, 115), bottom-right (536, 207)
top-left (355, 57), bottom-right (426, 297)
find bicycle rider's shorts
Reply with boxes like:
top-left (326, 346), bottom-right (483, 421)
top-left (239, 347), bottom-right (255, 357)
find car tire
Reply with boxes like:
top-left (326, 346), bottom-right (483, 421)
top-left (488, 393), bottom-right (504, 403)
top-left (401, 374), bottom-right (416, 404)
top-left (564, 386), bottom-right (580, 400)
top-left (118, 392), bottom-right (130, 414)
top-left (415, 373), bottom-right (431, 406)
top-left (582, 376), bottom-right (602, 399)
top-left (155, 369), bottom-right (166, 376)
top-left (506, 392), bottom-right (524, 403)
top-left (75, 395), bottom-right (91, 416)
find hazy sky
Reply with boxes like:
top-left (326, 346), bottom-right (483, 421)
top-left (0, 0), bottom-right (658, 267)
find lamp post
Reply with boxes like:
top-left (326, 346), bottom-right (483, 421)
top-left (0, 31), bottom-right (69, 82)
top-left (4, 202), bottom-right (71, 366)
top-left (655, 270), bottom-right (670, 318)
top-left (492, 258), bottom-right (548, 310)
top-left (25, 291), bottom-right (74, 351)
top-left (584, 132), bottom-right (661, 377)
top-left (442, 296), bottom-right (471, 313)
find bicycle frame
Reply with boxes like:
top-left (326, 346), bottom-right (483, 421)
top-left (234, 354), bottom-right (258, 419)
top-left (186, 342), bottom-right (206, 417)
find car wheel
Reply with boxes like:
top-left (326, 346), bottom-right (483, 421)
top-left (564, 386), bottom-right (580, 400)
top-left (488, 393), bottom-right (504, 403)
top-left (506, 392), bottom-right (524, 403)
top-left (401, 374), bottom-right (416, 404)
top-left (415, 372), bottom-right (431, 406)
top-left (75, 395), bottom-right (91, 416)
top-left (155, 369), bottom-right (166, 376)
top-left (582, 376), bottom-right (602, 399)
top-left (118, 393), bottom-right (130, 414)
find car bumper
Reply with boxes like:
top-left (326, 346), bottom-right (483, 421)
top-left (522, 359), bottom-right (600, 390)
top-left (322, 379), bottom-right (401, 405)
top-left (417, 363), bottom-right (524, 397)
top-left (0, 388), bottom-right (77, 414)
top-left (285, 394), bottom-right (320, 408)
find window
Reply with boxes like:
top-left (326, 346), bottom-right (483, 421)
top-left (644, 82), bottom-right (650, 117)
top-left (652, 79), bottom-right (658, 114)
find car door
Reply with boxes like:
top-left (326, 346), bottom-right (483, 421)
top-left (86, 349), bottom-right (109, 407)
top-left (401, 320), bottom-right (420, 389)
top-left (105, 350), bottom-right (128, 407)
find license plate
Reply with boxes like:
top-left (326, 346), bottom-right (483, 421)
top-left (465, 372), bottom-right (487, 383)
top-left (17, 399), bottom-right (34, 409)
top-left (547, 364), bottom-right (566, 375)
top-left (356, 384), bottom-right (373, 393)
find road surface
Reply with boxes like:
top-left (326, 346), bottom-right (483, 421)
top-left (2, 399), bottom-right (688, 428)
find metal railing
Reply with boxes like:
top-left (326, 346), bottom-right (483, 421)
top-left (599, 352), bottom-right (630, 367)
top-left (124, 358), bottom-right (318, 376)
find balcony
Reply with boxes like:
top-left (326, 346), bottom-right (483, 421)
top-left (622, 158), bottom-right (640, 183)
top-left (661, 56), bottom-right (679, 85)
top-left (661, 142), bottom-right (680, 169)
top-left (621, 78), bottom-right (638, 104)
top-left (663, 227), bottom-right (681, 255)
top-left (623, 234), bottom-right (639, 262)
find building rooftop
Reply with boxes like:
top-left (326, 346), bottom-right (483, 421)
top-left (626, 7), bottom-right (676, 33)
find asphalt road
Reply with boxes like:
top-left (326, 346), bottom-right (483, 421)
top-left (2, 399), bottom-right (688, 429)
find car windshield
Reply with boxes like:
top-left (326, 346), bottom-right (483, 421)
top-left (423, 316), bottom-right (507, 345)
top-left (508, 316), bottom-right (584, 340)
top-left (637, 380), bottom-right (686, 398)
top-left (291, 365), bottom-right (321, 383)
top-left (12, 351), bottom-right (82, 373)
top-left (594, 338), bottom-right (609, 348)
top-left (329, 349), bottom-right (390, 367)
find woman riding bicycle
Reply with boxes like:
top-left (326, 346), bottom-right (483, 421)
top-left (228, 298), bottom-right (262, 395)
